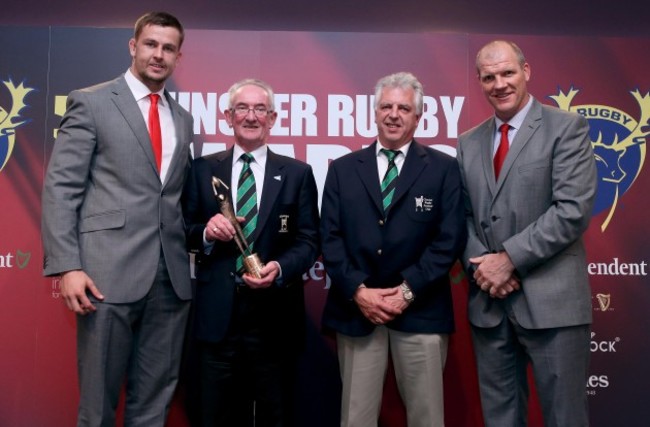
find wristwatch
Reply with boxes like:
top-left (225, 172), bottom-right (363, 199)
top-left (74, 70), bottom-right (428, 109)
top-left (400, 281), bottom-right (415, 304)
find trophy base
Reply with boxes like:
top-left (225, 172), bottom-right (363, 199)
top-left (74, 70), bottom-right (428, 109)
top-left (243, 254), bottom-right (265, 279)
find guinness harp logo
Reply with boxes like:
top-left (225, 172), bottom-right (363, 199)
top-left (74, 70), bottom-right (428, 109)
top-left (596, 293), bottom-right (611, 312)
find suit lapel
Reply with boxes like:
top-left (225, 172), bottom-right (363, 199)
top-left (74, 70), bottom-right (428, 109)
top-left (110, 77), bottom-right (160, 179)
top-left (163, 90), bottom-right (188, 188)
top-left (480, 120), bottom-right (498, 195)
top-left (355, 142), bottom-right (385, 215)
top-left (494, 99), bottom-right (543, 194)
top-left (210, 148), bottom-right (234, 188)
top-left (256, 149), bottom-right (284, 239)
top-left (390, 141), bottom-right (427, 211)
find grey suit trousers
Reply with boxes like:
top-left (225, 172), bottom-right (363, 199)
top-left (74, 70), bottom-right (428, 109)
top-left (76, 256), bottom-right (190, 427)
top-left (471, 304), bottom-right (590, 427)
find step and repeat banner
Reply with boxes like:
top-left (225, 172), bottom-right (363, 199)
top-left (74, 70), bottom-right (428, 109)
top-left (1, 27), bottom-right (648, 426)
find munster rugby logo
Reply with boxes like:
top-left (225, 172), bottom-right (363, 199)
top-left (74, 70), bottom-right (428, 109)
top-left (550, 88), bottom-right (649, 231)
top-left (0, 79), bottom-right (34, 172)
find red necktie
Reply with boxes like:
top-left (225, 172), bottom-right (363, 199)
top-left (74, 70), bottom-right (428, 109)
top-left (494, 123), bottom-right (510, 179)
top-left (148, 94), bottom-right (162, 172)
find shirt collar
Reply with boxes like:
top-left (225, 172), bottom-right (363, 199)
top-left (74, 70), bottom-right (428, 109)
top-left (495, 95), bottom-right (534, 131)
top-left (375, 140), bottom-right (412, 158)
top-left (233, 144), bottom-right (268, 166)
top-left (124, 68), bottom-right (166, 106)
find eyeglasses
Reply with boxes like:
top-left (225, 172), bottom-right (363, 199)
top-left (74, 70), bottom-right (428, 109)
top-left (232, 106), bottom-right (271, 117)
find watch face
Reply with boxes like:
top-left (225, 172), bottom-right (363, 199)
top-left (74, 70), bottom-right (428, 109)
top-left (401, 284), bottom-right (414, 301)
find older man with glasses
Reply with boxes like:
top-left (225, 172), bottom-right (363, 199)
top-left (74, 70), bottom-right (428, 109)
top-left (182, 78), bottom-right (320, 427)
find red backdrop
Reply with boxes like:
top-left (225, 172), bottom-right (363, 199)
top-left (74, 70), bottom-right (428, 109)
top-left (1, 28), bottom-right (648, 426)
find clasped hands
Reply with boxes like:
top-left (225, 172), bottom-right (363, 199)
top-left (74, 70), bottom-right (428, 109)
top-left (470, 251), bottom-right (520, 299)
top-left (354, 285), bottom-right (409, 325)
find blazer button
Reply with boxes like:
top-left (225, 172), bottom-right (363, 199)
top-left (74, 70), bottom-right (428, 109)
top-left (160, 222), bottom-right (164, 229)
top-left (377, 249), bottom-right (382, 256)
top-left (378, 219), bottom-right (385, 226)
top-left (491, 215), bottom-right (498, 222)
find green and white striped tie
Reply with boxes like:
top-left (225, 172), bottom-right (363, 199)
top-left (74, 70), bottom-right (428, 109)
top-left (380, 149), bottom-right (400, 212)
top-left (236, 153), bottom-right (258, 274)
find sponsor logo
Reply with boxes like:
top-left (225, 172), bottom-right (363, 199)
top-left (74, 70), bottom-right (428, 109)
top-left (51, 277), bottom-right (61, 299)
top-left (15, 250), bottom-right (31, 269)
top-left (302, 261), bottom-right (331, 289)
top-left (587, 257), bottom-right (648, 277)
top-left (591, 332), bottom-right (620, 353)
top-left (586, 374), bottom-right (610, 396)
top-left (0, 250), bottom-right (31, 269)
top-left (595, 293), bottom-right (613, 312)
top-left (550, 88), bottom-right (649, 232)
top-left (0, 79), bottom-right (35, 171)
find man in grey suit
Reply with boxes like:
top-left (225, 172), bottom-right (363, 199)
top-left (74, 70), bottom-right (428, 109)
top-left (457, 40), bottom-right (597, 426)
top-left (41, 12), bottom-right (193, 426)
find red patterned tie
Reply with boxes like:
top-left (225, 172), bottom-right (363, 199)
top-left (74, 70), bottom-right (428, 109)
top-left (494, 123), bottom-right (510, 179)
top-left (148, 94), bottom-right (162, 172)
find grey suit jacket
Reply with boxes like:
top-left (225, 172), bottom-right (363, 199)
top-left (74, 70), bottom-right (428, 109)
top-left (457, 98), bottom-right (597, 329)
top-left (42, 75), bottom-right (193, 303)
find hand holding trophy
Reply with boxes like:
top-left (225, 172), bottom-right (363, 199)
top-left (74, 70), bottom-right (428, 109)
top-left (211, 176), bottom-right (264, 279)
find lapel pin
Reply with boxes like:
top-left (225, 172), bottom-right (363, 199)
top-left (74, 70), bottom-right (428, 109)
top-left (279, 214), bottom-right (289, 232)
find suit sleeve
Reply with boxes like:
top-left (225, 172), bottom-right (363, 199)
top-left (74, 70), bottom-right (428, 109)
top-left (320, 162), bottom-right (369, 300)
top-left (273, 165), bottom-right (320, 283)
top-left (503, 114), bottom-right (597, 276)
top-left (182, 158), bottom-right (210, 253)
top-left (42, 90), bottom-right (97, 276)
top-left (456, 138), bottom-right (489, 272)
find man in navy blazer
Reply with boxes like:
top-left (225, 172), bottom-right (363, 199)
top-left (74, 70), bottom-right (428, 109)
top-left (457, 41), bottom-right (597, 426)
top-left (182, 79), bottom-right (320, 426)
top-left (321, 72), bottom-right (466, 427)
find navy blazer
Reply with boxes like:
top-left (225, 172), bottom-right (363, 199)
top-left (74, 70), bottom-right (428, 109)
top-left (182, 148), bottom-right (320, 349)
top-left (321, 141), bottom-right (466, 337)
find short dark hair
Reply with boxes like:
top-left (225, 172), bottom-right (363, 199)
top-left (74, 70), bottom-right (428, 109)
top-left (134, 12), bottom-right (184, 47)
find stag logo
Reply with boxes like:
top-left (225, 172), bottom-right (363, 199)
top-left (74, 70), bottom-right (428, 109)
top-left (550, 88), bottom-right (649, 231)
top-left (0, 79), bottom-right (35, 172)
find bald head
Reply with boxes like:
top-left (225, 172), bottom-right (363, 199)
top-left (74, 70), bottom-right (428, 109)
top-left (476, 40), bottom-right (526, 75)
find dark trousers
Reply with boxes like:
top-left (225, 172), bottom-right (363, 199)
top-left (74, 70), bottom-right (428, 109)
top-left (192, 291), bottom-right (298, 427)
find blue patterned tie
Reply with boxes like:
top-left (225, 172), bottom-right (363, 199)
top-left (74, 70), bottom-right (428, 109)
top-left (380, 149), bottom-right (400, 212)
top-left (236, 153), bottom-right (258, 274)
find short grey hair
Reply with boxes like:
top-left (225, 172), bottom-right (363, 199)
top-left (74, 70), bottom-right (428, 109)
top-left (227, 78), bottom-right (275, 111)
top-left (374, 72), bottom-right (424, 116)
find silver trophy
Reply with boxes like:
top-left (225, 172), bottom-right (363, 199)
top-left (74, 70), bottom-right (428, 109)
top-left (211, 176), bottom-right (264, 279)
